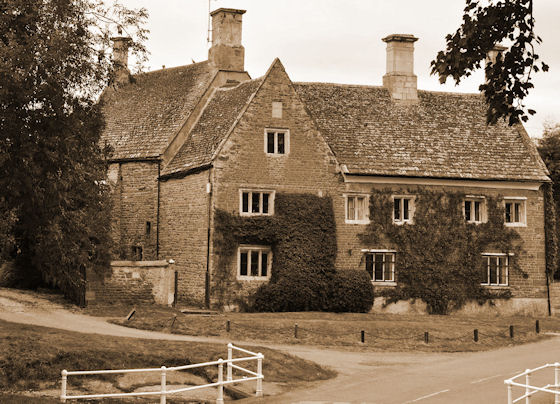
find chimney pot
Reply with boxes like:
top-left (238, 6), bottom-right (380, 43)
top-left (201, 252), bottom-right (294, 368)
top-left (382, 34), bottom-right (418, 101)
top-left (208, 8), bottom-right (246, 71)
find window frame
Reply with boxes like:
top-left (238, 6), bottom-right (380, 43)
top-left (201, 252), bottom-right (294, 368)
top-left (503, 197), bottom-right (527, 227)
top-left (463, 196), bottom-right (487, 224)
top-left (392, 195), bottom-right (415, 225)
top-left (239, 189), bottom-right (275, 217)
top-left (344, 194), bottom-right (370, 224)
top-left (237, 245), bottom-right (272, 281)
top-left (363, 249), bottom-right (396, 284)
top-left (481, 253), bottom-right (511, 286)
top-left (264, 128), bottom-right (290, 156)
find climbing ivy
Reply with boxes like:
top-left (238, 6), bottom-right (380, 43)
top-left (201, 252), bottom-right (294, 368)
top-left (360, 189), bottom-right (521, 314)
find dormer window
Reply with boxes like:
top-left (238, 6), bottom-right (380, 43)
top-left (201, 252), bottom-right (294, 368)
top-left (265, 129), bottom-right (289, 155)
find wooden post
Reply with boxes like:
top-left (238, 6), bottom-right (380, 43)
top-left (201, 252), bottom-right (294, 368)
top-left (555, 362), bottom-right (560, 404)
top-left (535, 320), bottom-right (540, 334)
top-left (424, 332), bottom-right (429, 344)
top-left (474, 329), bottom-right (478, 342)
top-left (510, 325), bottom-right (514, 339)
top-left (525, 369), bottom-right (531, 404)
top-left (256, 353), bottom-right (263, 397)
top-left (361, 330), bottom-right (365, 343)
top-left (217, 359), bottom-right (224, 404)
top-left (160, 366), bottom-right (166, 404)
top-left (60, 370), bottom-right (67, 403)
top-left (227, 343), bottom-right (232, 382)
top-left (226, 320), bottom-right (230, 333)
top-left (294, 323), bottom-right (298, 339)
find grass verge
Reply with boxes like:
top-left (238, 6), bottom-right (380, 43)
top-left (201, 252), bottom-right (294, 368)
top-left (0, 320), bottom-right (335, 400)
top-left (90, 304), bottom-right (560, 352)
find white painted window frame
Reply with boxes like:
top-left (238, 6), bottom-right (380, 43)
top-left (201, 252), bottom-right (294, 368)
top-left (237, 245), bottom-right (272, 281)
top-left (481, 253), bottom-right (512, 286)
top-left (392, 195), bottom-right (415, 225)
top-left (362, 249), bottom-right (397, 284)
top-left (239, 189), bottom-right (275, 217)
top-left (264, 128), bottom-right (290, 156)
top-left (463, 196), bottom-right (487, 224)
top-left (503, 197), bottom-right (527, 227)
top-left (344, 193), bottom-right (370, 224)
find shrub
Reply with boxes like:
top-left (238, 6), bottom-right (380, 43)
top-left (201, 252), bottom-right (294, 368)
top-left (326, 270), bottom-right (374, 313)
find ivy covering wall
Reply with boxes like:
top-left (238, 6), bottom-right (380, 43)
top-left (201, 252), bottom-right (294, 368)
top-left (360, 189), bottom-right (521, 314)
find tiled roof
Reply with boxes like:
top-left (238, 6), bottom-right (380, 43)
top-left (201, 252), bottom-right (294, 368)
top-left (100, 62), bottom-right (214, 160)
top-left (162, 78), bottom-right (263, 176)
top-left (294, 83), bottom-right (549, 182)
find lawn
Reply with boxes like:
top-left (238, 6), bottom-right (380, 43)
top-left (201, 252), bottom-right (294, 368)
top-left (90, 304), bottom-right (560, 352)
top-left (0, 320), bottom-right (335, 401)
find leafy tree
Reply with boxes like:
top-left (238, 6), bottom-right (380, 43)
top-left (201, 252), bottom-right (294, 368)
top-left (538, 123), bottom-right (560, 279)
top-left (0, 0), bottom-right (148, 303)
top-left (431, 0), bottom-right (548, 125)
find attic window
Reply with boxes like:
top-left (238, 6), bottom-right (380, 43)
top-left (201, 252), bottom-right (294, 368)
top-left (265, 129), bottom-right (289, 155)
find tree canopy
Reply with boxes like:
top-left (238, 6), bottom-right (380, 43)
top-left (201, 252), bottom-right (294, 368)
top-left (431, 0), bottom-right (548, 125)
top-left (0, 0), bottom-right (147, 303)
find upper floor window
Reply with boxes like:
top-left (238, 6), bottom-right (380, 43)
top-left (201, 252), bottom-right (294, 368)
top-left (464, 197), bottom-right (486, 224)
top-left (365, 251), bottom-right (396, 282)
top-left (504, 198), bottom-right (526, 227)
top-left (393, 196), bottom-right (414, 224)
top-left (482, 253), bottom-right (509, 286)
top-left (265, 129), bottom-right (289, 155)
top-left (238, 246), bottom-right (271, 280)
top-left (345, 194), bottom-right (369, 224)
top-left (240, 190), bottom-right (274, 216)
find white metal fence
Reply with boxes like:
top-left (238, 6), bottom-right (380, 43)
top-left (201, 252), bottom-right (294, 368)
top-left (505, 363), bottom-right (560, 404)
top-left (60, 342), bottom-right (263, 403)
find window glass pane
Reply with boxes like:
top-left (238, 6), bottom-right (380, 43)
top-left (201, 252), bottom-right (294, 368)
top-left (394, 198), bottom-right (401, 221)
top-left (505, 203), bottom-right (512, 223)
top-left (489, 257), bottom-right (498, 284)
top-left (251, 251), bottom-right (259, 276)
top-left (474, 201), bottom-right (480, 222)
top-left (262, 193), bottom-right (269, 214)
top-left (365, 254), bottom-right (373, 279)
top-left (499, 257), bottom-right (507, 285)
top-left (465, 201), bottom-right (471, 221)
top-left (347, 197), bottom-right (355, 220)
top-left (403, 198), bottom-right (409, 220)
top-left (277, 132), bottom-right (285, 154)
top-left (251, 192), bottom-right (260, 213)
top-left (374, 253), bottom-right (384, 281)
top-left (384, 254), bottom-right (393, 281)
top-left (261, 252), bottom-right (268, 277)
top-left (267, 132), bottom-right (275, 153)
top-left (357, 197), bottom-right (365, 220)
top-left (240, 252), bottom-right (248, 276)
top-left (514, 203), bottom-right (520, 223)
top-left (242, 192), bottom-right (249, 213)
top-left (482, 258), bottom-right (489, 284)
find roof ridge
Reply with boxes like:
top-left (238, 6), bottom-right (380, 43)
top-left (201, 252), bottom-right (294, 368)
top-left (134, 60), bottom-right (209, 77)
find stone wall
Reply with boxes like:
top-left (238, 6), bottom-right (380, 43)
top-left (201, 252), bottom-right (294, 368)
top-left (86, 260), bottom-right (174, 306)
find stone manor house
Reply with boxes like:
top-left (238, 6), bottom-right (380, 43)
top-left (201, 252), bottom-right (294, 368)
top-left (93, 8), bottom-right (553, 313)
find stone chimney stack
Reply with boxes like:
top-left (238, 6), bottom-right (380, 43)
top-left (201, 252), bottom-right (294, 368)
top-left (485, 44), bottom-right (507, 83)
top-left (208, 8), bottom-right (246, 71)
top-left (111, 34), bottom-right (131, 85)
top-left (382, 34), bottom-right (419, 101)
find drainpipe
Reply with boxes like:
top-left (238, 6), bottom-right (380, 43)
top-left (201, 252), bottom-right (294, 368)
top-left (156, 161), bottom-right (161, 259)
top-left (205, 167), bottom-right (213, 309)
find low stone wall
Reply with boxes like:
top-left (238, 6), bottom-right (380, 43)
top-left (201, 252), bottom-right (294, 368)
top-left (86, 260), bottom-right (175, 306)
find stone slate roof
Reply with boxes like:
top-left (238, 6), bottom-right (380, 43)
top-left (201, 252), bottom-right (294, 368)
top-left (293, 83), bottom-right (549, 182)
top-left (100, 61), bottom-right (213, 160)
top-left (162, 78), bottom-right (263, 176)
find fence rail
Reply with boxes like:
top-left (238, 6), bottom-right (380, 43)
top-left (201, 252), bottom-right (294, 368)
top-left (60, 343), bottom-right (263, 404)
top-left (504, 362), bottom-right (560, 404)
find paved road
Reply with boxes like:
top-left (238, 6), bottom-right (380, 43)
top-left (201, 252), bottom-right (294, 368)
top-left (1, 287), bottom-right (559, 403)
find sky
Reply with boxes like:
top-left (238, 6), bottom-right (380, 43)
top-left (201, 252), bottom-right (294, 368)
top-left (120, 0), bottom-right (560, 137)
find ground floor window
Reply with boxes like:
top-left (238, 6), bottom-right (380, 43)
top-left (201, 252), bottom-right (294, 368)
top-left (365, 251), bottom-right (395, 282)
top-left (238, 246), bottom-right (272, 280)
top-left (482, 254), bottom-right (509, 286)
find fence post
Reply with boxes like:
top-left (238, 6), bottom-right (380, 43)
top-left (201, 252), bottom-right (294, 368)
top-left (217, 359), bottom-right (224, 404)
top-left (226, 320), bottom-right (230, 333)
top-left (474, 329), bottom-right (478, 342)
top-left (227, 343), bottom-right (232, 382)
top-left (536, 320), bottom-right (540, 334)
top-left (361, 330), bottom-right (365, 344)
top-left (294, 323), bottom-right (298, 339)
top-left (555, 362), bottom-right (560, 404)
top-left (507, 382), bottom-right (513, 404)
top-left (424, 332), bottom-right (429, 344)
top-left (60, 369), bottom-right (67, 403)
top-left (525, 369), bottom-right (531, 404)
top-left (160, 366), bottom-right (166, 404)
top-left (256, 353), bottom-right (263, 397)
top-left (510, 325), bottom-right (514, 339)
